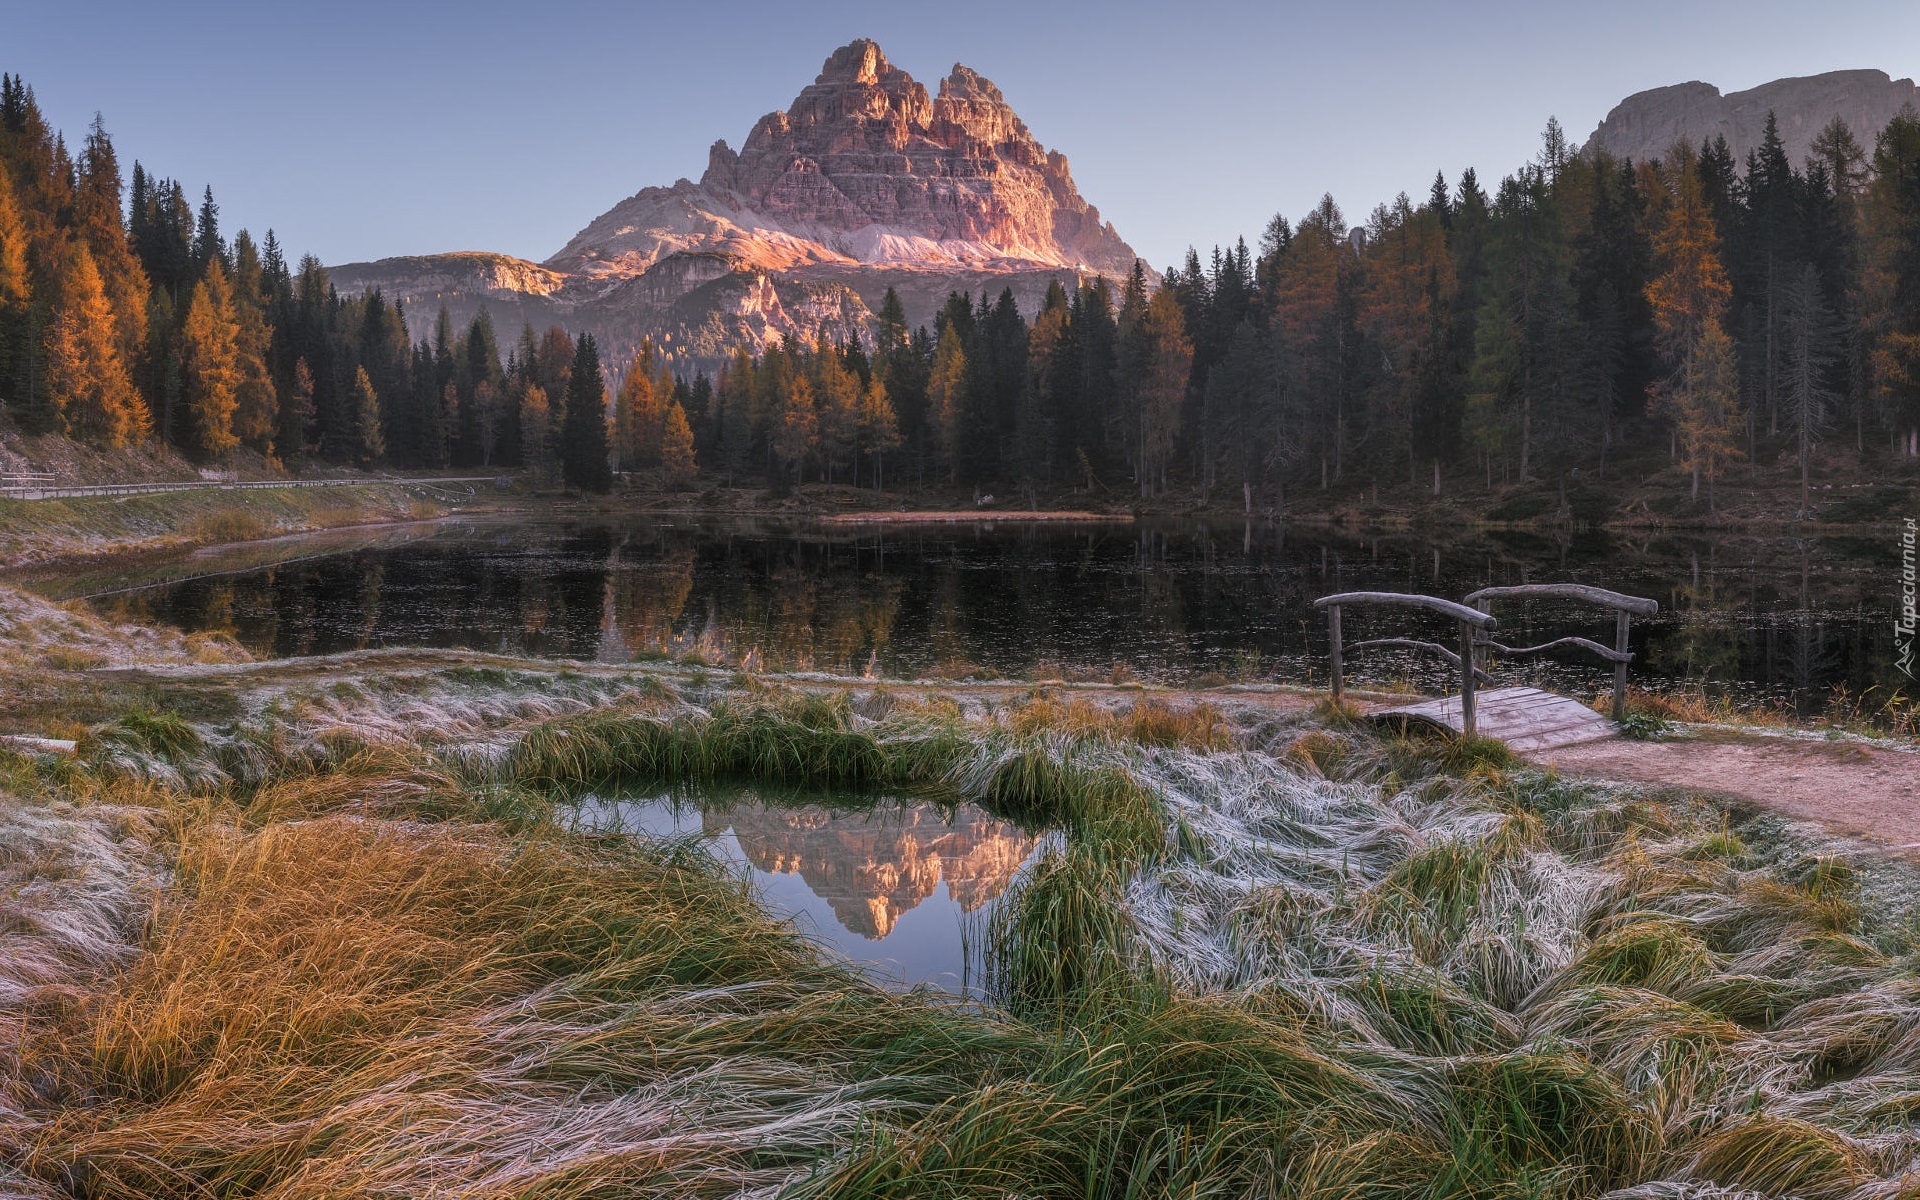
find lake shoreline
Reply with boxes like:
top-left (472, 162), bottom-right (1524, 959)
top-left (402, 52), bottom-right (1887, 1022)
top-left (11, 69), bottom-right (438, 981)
top-left (5, 628), bottom-right (1920, 1195)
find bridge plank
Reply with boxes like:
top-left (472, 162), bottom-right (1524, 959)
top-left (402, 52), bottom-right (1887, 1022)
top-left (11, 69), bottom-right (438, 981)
top-left (1372, 686), bottom-right (1616, 751)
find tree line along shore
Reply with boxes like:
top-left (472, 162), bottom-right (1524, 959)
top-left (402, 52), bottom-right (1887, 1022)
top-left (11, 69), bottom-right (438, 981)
top-left (2, 73), bottom-right (1918, 518)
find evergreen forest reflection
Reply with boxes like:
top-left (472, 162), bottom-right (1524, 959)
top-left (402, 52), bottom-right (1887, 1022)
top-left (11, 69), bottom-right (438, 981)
top-left (82, 516), bottom-right (1901, 716)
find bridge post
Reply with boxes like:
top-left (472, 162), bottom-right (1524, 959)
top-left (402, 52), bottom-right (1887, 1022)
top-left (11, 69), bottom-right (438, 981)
top-left (1458, 620), bottom-right (1478, 738)
top-left (1612, 610), bottom-right (1631, 723)
top-left (1327, 605), bottom-right (1343, 707)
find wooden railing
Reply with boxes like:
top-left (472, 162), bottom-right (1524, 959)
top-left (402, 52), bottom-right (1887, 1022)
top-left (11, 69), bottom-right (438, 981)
top-left (1463, 584), bottom-right (1659, 722)
top-left (0, 471), bottom-right (55, 495)
top-left (1312, 592), bottom-right (1499, 736)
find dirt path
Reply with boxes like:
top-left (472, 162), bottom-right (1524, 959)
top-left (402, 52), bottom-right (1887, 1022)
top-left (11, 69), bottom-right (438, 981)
top-left (1532, 733), bottom-right (1920, 846)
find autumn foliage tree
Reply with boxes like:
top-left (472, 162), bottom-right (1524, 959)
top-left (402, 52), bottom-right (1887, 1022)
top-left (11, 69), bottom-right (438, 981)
top-left (1646, 143), bottom-right (1741, 506)
top-left (348, 366), bottom-right (383, 466)
top-left (46, 242), bottom-right (148, 446)
top-left (660, 400), bottom-right (697, 488)
top-left (180, 258), bottom-right (241, 460)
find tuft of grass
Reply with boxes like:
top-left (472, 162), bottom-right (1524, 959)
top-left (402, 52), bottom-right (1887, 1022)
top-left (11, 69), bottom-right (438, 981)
top-left (1617, 710), bottom-right (1675, 740)
top-left (184, 508), bottom-right (270, 545)
top-left (1684, 1115), bottom-right (1868, 1198)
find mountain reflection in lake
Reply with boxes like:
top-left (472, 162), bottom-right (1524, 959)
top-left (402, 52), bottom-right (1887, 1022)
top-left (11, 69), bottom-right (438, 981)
top-left (571, 788), bottom-right (1041, 992)
top-left (73, 515), bottom-right (1903, 715)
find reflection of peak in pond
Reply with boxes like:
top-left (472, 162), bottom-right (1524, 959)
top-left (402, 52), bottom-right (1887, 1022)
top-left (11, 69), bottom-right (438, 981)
top-left (710, 802), bottom-right (1036, 939)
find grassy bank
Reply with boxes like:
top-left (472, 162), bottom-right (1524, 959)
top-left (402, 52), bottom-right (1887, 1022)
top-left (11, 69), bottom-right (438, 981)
top-left (3, 654), bottom-right (1920, 1197)
top-left (0, 483), bottom-right (454, 569)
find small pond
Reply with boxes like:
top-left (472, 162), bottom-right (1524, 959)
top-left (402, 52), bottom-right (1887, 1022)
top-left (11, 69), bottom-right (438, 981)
top-left (568, 785), bottom-right (1046, 993)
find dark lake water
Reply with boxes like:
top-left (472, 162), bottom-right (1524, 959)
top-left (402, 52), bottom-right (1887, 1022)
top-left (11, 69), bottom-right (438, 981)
top-left (45, 514), bottom-right (1910, 716)
top-left (570, 787), bottom-right (1043, 992)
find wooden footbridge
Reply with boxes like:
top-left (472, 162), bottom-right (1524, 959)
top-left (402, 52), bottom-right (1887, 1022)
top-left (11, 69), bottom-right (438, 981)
top-left (1313, 584), bottom-right (1659, 750)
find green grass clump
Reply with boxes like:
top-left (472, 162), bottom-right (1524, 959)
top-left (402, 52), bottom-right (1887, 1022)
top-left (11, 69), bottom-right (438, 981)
top-left (987, 842), bottom-right (1146, 1016)
top-left (512, 693), bottom-right (896, 791)
top-left (1573, 916), bottom-right (1719, 991)
top-left (1439, 1046), bottom-right (1658, 1192)
top-left (95, 707), bottom-right (203, 761)
top-left (1617, 710), bottom-right (1675, 740)
top-left (1685, 1115), bottom-right (1868, 1198)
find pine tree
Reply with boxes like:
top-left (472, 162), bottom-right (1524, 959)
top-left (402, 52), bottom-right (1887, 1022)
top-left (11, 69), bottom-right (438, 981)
top-left (45, 242), bottom-right (148, 445)
top-left (1863, 105), bottom-right (1920, 459)
top-left (193, 185), bottom-right (226, 279)
top-left (1809, 117), bottom-right (1869, 211)
top-left (277, 358), bottom-right (316, 465)
top-left (180, 258), bottom-right (242, 460)
top-left (876, 287), bottom-right (909, 351)
top-left (561, 333), bottom-right (610, 492)
top-left (1780, 262), bottom-right (1842, 511)
top-left (1137, 285), bottom-right (1193, 497)
top-left (411, 342), bottom-right (447, 468)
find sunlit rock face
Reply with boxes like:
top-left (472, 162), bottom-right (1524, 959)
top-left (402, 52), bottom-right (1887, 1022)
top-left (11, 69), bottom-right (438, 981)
top-left (713, 802), bottom-right (1036, 939)
top-left (329, 39), bottom-right (1142, 369)
top-left (554, 39), bottom-right (1136, 280)
top-left (1586, 69), bottom-right (1919, 169)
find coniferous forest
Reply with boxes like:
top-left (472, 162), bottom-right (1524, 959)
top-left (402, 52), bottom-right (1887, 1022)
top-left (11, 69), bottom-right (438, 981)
top-left (4, 72), bottom-right (1918, 509)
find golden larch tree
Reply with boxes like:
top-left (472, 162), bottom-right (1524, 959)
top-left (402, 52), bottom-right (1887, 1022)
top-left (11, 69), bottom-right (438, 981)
top-left (231, 299), bottom-right (277, 455)
top-left (812, 337), bottom-right (861, 484)
top-left (46, 241), bottom-right (148, 446)
top-left (614, 340), bottom-right (669, 471)
top-left (1646, 143), bottom-right (1741, 506)
top-left (858, 374), bottom-right (901, 492)
top-left (927, 320), bottom-right (967, 484)
top-left (1137, 286), bottom-right (1192, 497)
top-left (660, 400), bottom-right (697, 488)
top-left (181, 259), bottom-right (242, 460)
top-left (771, 371), bottom-right (818, 484)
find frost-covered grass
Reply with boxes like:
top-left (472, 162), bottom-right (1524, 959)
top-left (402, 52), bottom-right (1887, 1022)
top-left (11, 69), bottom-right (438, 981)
top-left (0, 483), bottom-right (444, 569)
top-left (6, 663), bottom-right (1920, 1198)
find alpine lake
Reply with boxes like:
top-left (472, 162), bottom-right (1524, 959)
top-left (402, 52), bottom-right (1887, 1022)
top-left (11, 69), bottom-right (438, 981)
top-left (16, 512), bottom-right (1906, 989)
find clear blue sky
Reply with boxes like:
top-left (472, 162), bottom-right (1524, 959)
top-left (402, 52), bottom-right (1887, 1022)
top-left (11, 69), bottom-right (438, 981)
top-left (11, 0), bottom-right (1918, 272)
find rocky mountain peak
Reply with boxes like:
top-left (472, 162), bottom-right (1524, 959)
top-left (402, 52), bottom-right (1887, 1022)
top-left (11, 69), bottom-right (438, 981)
top-left (818, 37), bottom-right (893, 86)
top-left (1587, 69), bottom-right (1920, 169)
top-left (329, 39), bottom-right (1143, 370)
top-left (938, 64), bottom-right (1003, 104)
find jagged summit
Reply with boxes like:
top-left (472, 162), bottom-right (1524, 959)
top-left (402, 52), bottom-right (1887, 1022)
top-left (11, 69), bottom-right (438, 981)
top-left (548, 38), bottom-right (1136, 283)
top-left (327, 39), bottom-right (1143, 367)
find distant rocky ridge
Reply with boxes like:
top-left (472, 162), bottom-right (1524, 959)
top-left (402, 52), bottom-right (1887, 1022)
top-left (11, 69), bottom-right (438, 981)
top-left (327, 39), bottom-right (1141, 371)
top-left (1586, 69), bottom-right (1920, 169)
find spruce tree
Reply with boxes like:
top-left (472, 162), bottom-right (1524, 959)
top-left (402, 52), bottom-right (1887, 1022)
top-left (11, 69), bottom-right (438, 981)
top-left (561, 332), bottom-right (610, 492)
top-left (193, 185), bottom-right (226, 279)
top-left (277, 358), bottom-right (315, 466)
